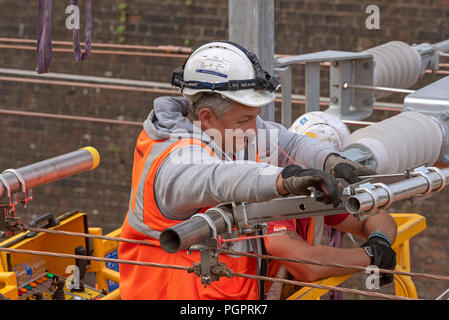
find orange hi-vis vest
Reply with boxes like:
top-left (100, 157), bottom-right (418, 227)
top-left (118, 129), bottom-right (260, 300)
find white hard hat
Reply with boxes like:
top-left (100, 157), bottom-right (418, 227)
top-left (171, 41), bottom-right (280, 107)
top-left (289, 111), bottom-right (350, 151)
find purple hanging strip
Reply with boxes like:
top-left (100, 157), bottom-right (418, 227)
top-left (72, 0), bottom-right (92, 62)
top-left (36, 0), bottom-right (53, 74)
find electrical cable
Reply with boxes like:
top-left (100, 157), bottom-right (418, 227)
top-left (0, 108), bottom-right (142, 126)
top-left (0, 245), bottom-right (414, 300)
top-left (0, 44), bottom-right (189, 59)
top-left (19, 225), bottom-right (449, 284)
top-left (0, 37), bottom-right (193, 53)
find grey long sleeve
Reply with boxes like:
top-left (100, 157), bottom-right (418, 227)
top-left (154, 144), bottom-right (283, 220)
top-left (154, 117), bottom-right (337, 220)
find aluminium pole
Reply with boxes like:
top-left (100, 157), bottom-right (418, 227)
top-left (228, 0), bottom-right (275, 122)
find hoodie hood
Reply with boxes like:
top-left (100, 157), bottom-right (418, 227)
top-left (143, 96), bottom-right (195, 140)
top-left (143, 96), bottom-right (231, 158)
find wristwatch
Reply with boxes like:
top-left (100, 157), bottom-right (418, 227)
top-left (363, 246), bottom-right (375, 264)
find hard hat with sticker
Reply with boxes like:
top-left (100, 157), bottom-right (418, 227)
top-left (290, 112), bottom-right (350, 151)
top-left (171, 41), bottom-right (280, 107)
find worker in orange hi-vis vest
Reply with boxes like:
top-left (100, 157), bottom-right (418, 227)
top-left (118, 41), bottom-right (384, 300)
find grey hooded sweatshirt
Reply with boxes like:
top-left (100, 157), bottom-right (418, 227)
top-left (143, 96), bottom-right (337, 221)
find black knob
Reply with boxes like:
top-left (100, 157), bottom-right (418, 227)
top-left (72, 246), bottom-right (87, 292)
top-left (34, 292), bottom-right (43, 300)
top-left (52, 279), bottom-right (65, 300)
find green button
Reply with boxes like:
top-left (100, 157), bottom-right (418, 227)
top-left (25, 285), bottom-right (33, 290)
top-left (46, 273), bottom-right (54, 278)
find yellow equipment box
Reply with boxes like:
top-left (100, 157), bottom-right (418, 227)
top-left (0, 210), bottom-right (119, 300)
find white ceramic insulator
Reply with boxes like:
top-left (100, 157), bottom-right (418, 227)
top-left (343, 112), bottom-right (442, 174)
top-left (363, 41), bottom-right (422, 100)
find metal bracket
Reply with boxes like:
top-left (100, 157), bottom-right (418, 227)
top-left (412, 42), bottom-right (440, 74)
top-left (372, 182), bottom-right (394, 209)
top-left (187, 255), bottom-right (233, 287)
top-left (232, 201), bottom-right (249, 233)
top-left (3, 169), bottom-right (26, 194)
top-left (214, 205), bottom-right (233, 235)
top-left (343, 178), bottom-right (374, 197)
top-left (352, 182), bottom-right (381, 221)
top-left (406, 163), bottom-right (428, 179)
top-left (0, 169), bottom-right (33, 210)
top-left (0, 175), bottom-right (11, 200)
top-left (427, 167), bottom-right (447, 193)
top-left (186, 246), bottom-right (223, 287)
top-left (410, 166), bottom-right (433, 198)
top-left (344, 179), bottom-right (395, 219)
top-left (199, 248), bottom-right (217, 286)
top-left (273, 65), bottom-right (292, 128)
top-left (191, 213), bottom-right (218, 239)
top-left (213, 205), bottom-right (234, 249)
top-left (276, 50), bottom-right (374, 121)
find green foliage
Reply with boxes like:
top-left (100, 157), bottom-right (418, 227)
top-left (108, 143), bottom-right (122, 157)
top-left (116, 25), bottom-right (125, 34)
top-left (116, 2), bottom-right (127, 44)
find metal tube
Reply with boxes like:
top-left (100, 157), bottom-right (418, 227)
top-left (346, 168), bottom-right (449, 214)
top-left (243, 196), bottom-right (347, 225)
top-left (0, 108), bottom-right (142, 126)
top-left (342, 120), bottom-right (375, 127)
top-left (229, 0), bottom-right (275, 122)
top-left (0, 44), bottom-right (188, 59)
top-left (159, 207), bottom-right (234, 253)
top-left (0, 147), bottom-right (100, 199)
top-left (274, 66), bottom-right (292, 128)
top-left (0, 68), bottom-right (174, 90)
top-left (434, 39), bottom-right (449, 53)
top-left (343, 83), bottom-right (415, 94)
top-left (0, 37), bottom-right (193, 53)
top-left (159, 196), bottom-right (348, 253)
top-left (0, 68), bottom-right (406, 113)
top-left (305, 62), bottom-right (321, 113)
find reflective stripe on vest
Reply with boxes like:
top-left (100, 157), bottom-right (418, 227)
top-left (126, 139), bottom-right (172, 239)
top-left (126, 137), bottom-right (216, 241)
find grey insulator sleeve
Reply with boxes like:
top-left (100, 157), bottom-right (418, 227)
top-left (363, 41), bottom-right (422, 100)
top-left (343, 112), bottom-right (443, 174)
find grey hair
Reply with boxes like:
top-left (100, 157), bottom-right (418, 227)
top-left (186, 92), bottom-right (234, 120)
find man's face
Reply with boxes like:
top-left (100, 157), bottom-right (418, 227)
top-left (198, 102), bottom-right (261, 154)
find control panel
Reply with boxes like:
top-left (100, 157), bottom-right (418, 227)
top-left (17, 272), bottom-right (105, 300)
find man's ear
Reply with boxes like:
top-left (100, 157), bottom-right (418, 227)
top-left (198, 107), bottom-right (216, 129)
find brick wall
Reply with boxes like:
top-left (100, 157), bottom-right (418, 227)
top-left (0, 0), bottom-right (449, 299)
